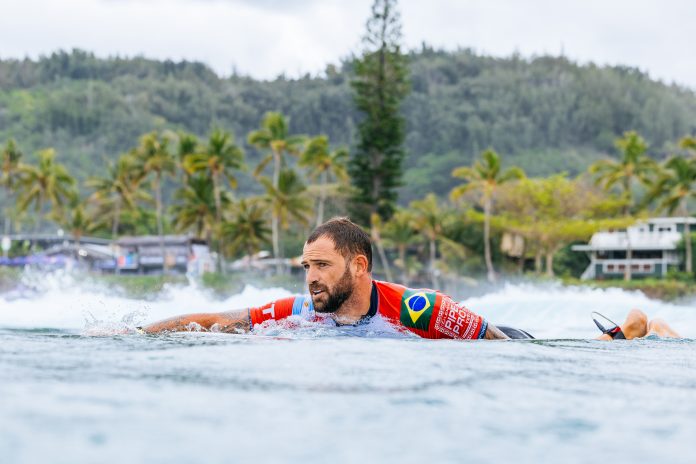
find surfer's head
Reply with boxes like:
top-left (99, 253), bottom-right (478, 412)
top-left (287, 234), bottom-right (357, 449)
top-left (302, 218), bottom-right (372, 313)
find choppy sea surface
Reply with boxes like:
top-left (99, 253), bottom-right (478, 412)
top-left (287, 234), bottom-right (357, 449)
top-left (1, 272), bottom-right (696, 464)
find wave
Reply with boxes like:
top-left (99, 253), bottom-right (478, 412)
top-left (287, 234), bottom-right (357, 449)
top-left (1, 270), bottom-right (694, 339)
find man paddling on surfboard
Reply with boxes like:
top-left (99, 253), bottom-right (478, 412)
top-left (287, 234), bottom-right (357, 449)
top-left (141, 217), bottom-right (681, 341)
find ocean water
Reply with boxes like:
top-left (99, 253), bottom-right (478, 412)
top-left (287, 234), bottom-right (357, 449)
top-left (1, 272), bottom-right (696, 463)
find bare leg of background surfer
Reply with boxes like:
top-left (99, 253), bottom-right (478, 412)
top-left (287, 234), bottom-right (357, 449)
top-left (596, 309), bottom-right (648, 340)
top-left (646, 318), bottom-right (681, 338)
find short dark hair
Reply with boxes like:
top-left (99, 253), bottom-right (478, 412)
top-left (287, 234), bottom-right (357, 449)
top-left (306, 217), bottom-right (373, 272)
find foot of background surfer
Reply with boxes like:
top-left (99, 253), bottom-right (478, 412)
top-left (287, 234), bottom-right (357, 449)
top-left (594, 308), bottom-right (681, 340)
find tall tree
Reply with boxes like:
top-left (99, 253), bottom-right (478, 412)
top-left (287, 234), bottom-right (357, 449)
top-left (383, 209), bottom-right (418, 285)
top-left (299, 135), bottom-right (348, 227)
top-left (87, 154), bottom-right (148, 238)
top-left (680, 136), bottom-right (696, 154)
top-left (259, 169), bottom-right (312, 269)
top-left (589, 131), bottom-right (656, 280)
top-left (134, 132), bottom-right (177, 272)
top-left (494, 175), bottom-right (631, 277)
top-left (171, 174), bottom-right (227, 243)
top-left (223, 198), bottom-right (271, 267)
top-left (410, 194), bottom-right (445, 289)
top-left (647, 155), bottom-right (696, 274)
top-left (248, 112), bottom-right (305, 272)
top-left (61, 197), bottom-right (96, 260)
top-left (176, 132), bottom-right (199, 183)
top-left (185, 128), bottom-right (245, 273)
top-left (16, 148), bottom-right (76, 222)
top-left (1, 139), bottom-right (23, 237)
top-left (451, 149), bottom-right (524, 282)
top-left (349, 0), bottom-right (409, 226)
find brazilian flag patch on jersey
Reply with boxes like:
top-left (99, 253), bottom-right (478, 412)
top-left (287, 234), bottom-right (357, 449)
top-left (400, 289), bottom-right (436, 331)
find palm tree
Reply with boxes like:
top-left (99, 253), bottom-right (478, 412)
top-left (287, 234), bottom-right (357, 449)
top-left (369, 212), bottom-right (393, 282)
top-left (383, 209), bottom-right (418, 285)
top-left (680, 136), bottom-right (696, 155)
top-left (259, 169), bottom-right (312, 271)
top-left (87, 154), bottom-right (148, 238)
top-left (299, 135), bottom-right (349, 227)
top-left (451, 149), bottom-right (524, 282)
top-left (248, 112), bottom-right (305, 270)
top-left (1, 139), bottom-right (23, 238)
top-left (223, 198), bottom-right (271, 267)
top-left (171, 174), bottom-right (227, 244)
top-left (589, 131), bottom-right (656, 280)
top-left (16, 148), bottom-right (76, 222)
top-left (134, 132), bottom-right (177, 272)
top-left (61, 197), bottom-right (96, 261)
top-left (647, 155), bottom-right (696, 274)
top-left (184, 129), bottom-right (244, 273)
top-left (176, 132), bottom-right (199, 183)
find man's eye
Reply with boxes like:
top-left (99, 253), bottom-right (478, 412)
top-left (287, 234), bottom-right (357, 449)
top-left (318, 263), bottom-right (328, 268)
top-left (303, 264), bottom-right (309, 270)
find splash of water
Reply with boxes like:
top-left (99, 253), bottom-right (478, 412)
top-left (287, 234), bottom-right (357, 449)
top-left (0, 270), bottom-right (694, 339)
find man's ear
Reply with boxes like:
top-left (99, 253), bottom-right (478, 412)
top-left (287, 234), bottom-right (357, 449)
top-left (353, 254), bottom-right (369, 275)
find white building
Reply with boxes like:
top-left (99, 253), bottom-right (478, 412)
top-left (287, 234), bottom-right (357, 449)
top-left (572, 217), bottom-right (696, 279)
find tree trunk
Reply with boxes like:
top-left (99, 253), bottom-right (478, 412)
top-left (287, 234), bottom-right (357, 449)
top-left (154, 173), bottom-right (167, 274)
top-left (113, 199), bottom-right (121, 275)
top-left (213, 172), bottom-right (225, 275)
top-left (398, 244), bottom-right (407, 286)
top-left (545, 251), bottom-right (554, 278)
top-left (483, 196), bottom-right (496, 282)
top-left (622, 187), bottom-right (632, 281)
top-left (517, 237), bottom-right (526, 274)
top-left (371, 215), bottom-right (392, 281)
top-left (3, 190), bottom-right (10, 258)
top-left (429, 237), bottom-right (438, 289)
top-left (534, 250), bottom-right (542, 274)
top-left (112, 199), bottom-right (121, 239)
top-left (272, 150), bottom-right (282, 275)
top-left (684, 202), bottom-right (692, 274)
top-left (316, 170), bottom-right (327, 227)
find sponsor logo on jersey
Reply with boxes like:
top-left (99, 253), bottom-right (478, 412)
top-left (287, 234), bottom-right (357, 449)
top-left (400, 289), bottom-right (436, 330)
top-left (434, 297), bottom-right (480, 339)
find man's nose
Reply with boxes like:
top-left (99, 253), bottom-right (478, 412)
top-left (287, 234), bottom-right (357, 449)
top-left (305, 266), bottom-right (318, 284)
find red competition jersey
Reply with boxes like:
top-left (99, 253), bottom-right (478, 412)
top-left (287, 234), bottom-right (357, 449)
top-left (248, 280), bottom-right (488, 340)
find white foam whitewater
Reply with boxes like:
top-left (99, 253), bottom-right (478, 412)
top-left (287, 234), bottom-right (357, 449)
top-left (0, 270), bottom-right (694, 339)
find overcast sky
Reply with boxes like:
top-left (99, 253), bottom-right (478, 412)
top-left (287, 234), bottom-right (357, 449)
top-left (0, 0), bottom-right (694, 89)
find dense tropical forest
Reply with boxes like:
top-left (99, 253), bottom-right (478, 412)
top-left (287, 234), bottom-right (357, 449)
top-left (2, 27), bottom-right (696, 283)
top-left (1, 47), bottom-right (695, 202)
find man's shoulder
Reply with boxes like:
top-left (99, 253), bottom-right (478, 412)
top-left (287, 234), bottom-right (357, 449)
top-left (373, 280), bottom-right (444, 299)
top-left (249, 294), bottom-right (313, 325)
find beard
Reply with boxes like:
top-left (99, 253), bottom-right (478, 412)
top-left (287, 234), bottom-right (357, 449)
top-left (310, 265), bottom-right (354, 313)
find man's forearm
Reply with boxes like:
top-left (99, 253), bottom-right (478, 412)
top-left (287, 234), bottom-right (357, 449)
top-left (141, 309), bottom-right (251, 334)
top-left (484, 323), bottom-right (510, 340)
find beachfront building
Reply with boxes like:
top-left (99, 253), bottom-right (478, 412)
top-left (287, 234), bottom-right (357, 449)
top-left (113, 235), bottom-right (214, 275)
top-left (0, 233), bottom-right (113, 271)
top-left (572, 217), bottom-right (696, 280)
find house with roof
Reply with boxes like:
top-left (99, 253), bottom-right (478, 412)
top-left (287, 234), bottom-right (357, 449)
top-left (571, 217), bottom-right (696, 280)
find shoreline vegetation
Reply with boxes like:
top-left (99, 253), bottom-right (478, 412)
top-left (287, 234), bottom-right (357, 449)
top-left (1, 0), bottom-right (695, 289)
top-left (1, 267), bottom-right (694, 303)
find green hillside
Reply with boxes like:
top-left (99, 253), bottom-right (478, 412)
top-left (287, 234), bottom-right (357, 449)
top-left (1, 47), bottom-right (695, 202)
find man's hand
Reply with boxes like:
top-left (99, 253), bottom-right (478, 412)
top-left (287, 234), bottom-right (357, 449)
top-left (141, 308), bottom-right (251, 334)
